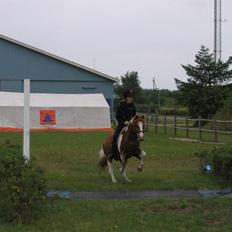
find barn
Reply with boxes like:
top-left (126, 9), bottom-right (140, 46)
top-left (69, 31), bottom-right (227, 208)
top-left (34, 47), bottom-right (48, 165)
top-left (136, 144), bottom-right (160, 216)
top-left (0, 34), bottom-right (117, 111)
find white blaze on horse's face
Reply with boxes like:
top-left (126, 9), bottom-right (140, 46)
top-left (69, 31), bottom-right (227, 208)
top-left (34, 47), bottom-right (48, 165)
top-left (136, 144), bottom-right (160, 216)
top-left (138, 121), bottom-right (144, 141)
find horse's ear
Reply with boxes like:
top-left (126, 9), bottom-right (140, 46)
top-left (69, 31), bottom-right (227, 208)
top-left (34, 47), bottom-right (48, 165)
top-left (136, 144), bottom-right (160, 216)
top-left (141, 115), bottom-right (145, 120)
top-left (134, 115), bottom-right (139, 120)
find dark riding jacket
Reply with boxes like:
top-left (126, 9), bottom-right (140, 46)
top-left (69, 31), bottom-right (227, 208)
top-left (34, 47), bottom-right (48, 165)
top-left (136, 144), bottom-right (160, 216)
top-left (116, 101), bottom-right (136, 125)
top-left (111, 100), bottom-right (137, 161)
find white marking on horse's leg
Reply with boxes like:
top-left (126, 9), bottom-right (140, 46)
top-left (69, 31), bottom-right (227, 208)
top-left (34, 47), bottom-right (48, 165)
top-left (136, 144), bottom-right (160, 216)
top-left (141, 150), bottom-right (146, 157)
top-left (138, 121), bottom-right (144, 140)
top-left (107, 160), bottom-right (117, 183)
top-left (117, 132), bottom-right (125, 163)
top-left (140, 151), bottom-right (146, 165)
top-left (121, 168), bottom-right (132, 183)
top-left (117, 134), bottom-right (123, 153)
top-left (116, 132), bottom-right (124, 165)
top-left (119, 154), bottom-right (126, 173)
top-left (99, 149), bottom-right (105, 159)
top-left (137, 150), bottom-right (146, 172)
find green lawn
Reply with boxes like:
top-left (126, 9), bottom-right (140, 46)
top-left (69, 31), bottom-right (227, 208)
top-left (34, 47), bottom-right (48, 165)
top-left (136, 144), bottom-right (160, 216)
top-left (1, 131), bottom-right (232, 231)
top-left (0, 131), bottom-right (231, 191)
top-left (0, 198), bottom-right (232, 232)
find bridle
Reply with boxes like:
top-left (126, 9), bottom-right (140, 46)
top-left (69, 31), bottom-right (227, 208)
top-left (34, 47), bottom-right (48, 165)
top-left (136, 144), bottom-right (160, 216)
top-left (125, 116), bottom-right (145, 141)
top-left (135, 120), bottom-right (145, 141)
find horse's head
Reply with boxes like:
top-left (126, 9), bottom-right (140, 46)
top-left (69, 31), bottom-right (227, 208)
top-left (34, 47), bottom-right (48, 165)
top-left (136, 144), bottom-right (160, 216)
top-left (130, 115), bottom-right (145, 141)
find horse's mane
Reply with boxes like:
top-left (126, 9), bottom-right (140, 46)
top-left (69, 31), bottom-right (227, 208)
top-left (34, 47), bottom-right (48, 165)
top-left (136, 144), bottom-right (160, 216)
top-left (122, 115), bottom-right (144, 137)
top-left (121, 116), bottom-right (137, 134)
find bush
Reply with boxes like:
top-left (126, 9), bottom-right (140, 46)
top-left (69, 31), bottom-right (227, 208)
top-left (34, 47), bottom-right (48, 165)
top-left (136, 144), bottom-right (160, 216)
top-left (196, 146), bottom-right (232, 180)
top-left (0, 141), bottom-right (47, 224)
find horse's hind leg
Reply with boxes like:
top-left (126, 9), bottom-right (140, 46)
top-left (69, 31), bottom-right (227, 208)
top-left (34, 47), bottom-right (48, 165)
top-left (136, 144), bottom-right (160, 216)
top-left (107, 159), bottom-right (117, 183)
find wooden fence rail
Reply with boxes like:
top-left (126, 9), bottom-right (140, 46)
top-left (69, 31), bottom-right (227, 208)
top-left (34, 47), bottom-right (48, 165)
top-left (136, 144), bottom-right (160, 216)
top-left (146, 115), bottom-right (232, 143)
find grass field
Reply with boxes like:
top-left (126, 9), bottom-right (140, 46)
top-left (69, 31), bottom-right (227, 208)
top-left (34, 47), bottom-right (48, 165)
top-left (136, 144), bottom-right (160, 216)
top-left (0, 131), bottom-right (231, 191)
top-left (0, 198), bottom-right (232, 232)
top-left (0, 131), bottom-right (232, 231)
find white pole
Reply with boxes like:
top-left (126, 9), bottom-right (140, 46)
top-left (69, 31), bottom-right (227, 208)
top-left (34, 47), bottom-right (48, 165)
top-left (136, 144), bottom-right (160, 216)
top-left (23, 79), bottom-right (30, 161)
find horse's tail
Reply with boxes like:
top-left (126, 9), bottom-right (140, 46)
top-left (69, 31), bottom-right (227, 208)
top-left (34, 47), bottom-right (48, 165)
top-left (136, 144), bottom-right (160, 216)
top-left (98, 149), bottom-right (108, 169)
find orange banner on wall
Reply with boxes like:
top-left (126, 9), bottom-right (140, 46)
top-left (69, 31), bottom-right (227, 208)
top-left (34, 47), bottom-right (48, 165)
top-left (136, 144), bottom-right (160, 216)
top-left (40, 110), bottom-right (56, 125)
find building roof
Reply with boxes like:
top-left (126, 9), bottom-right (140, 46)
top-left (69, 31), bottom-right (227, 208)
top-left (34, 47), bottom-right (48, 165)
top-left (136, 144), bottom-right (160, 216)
top-left (0, 91), bottom-right (109, 108)
top-left (0, 34), bottom-right (117, 82)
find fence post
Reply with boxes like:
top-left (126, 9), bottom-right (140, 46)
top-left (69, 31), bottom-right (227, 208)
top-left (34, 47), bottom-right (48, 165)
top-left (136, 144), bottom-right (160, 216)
top-left (146, 111), bottom-right (149, 132)
top-left (186, 116), bottom-right (189, 138)
top-left (155, 115), bottom-right (158, 134)
top-left (174, 115), bottom-right (177, 136)
top-left (214, 119), bottom-right (218, 143)
top-left (164, 115), bottom-right (167, 135)
top-left (199, 116), bottom-right (202, 141)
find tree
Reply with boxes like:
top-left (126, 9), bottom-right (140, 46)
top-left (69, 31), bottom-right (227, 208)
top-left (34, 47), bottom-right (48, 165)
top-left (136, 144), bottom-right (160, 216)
top-left (141, 89), bottom-right (180, 107)
top-left (114, 71), bottom-right (143, 103)
top-left (175, 46), bottom-right (232, 119)
top-left (216, 86), bottom-right (232, 120)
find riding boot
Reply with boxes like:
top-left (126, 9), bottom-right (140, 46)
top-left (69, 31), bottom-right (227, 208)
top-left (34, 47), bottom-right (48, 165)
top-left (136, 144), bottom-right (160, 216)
top-left (111, 139), bottom-right (118, 159)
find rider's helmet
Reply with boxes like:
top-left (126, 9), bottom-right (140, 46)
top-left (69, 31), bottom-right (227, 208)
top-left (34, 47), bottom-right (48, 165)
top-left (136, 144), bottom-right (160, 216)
top-left (123, 89), bottom-right (133, 99)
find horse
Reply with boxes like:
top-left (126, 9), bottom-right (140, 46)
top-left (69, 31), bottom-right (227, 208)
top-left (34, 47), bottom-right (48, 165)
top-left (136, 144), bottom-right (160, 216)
top-left (99, 115), bottom-right (146, 183)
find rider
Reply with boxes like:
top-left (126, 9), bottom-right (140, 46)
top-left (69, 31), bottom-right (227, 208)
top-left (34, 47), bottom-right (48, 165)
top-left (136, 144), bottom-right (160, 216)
top-left (111, 89), bottom-right (136, 159)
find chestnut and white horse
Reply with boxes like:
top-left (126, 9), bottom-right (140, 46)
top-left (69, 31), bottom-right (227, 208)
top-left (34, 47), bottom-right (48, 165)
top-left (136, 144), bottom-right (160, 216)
top-left (99, 115), bottom-right (146, 183)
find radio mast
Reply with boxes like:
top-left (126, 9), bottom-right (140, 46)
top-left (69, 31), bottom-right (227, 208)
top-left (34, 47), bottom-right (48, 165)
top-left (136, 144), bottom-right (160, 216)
top-left (214, 0), bottom-right (222, 62)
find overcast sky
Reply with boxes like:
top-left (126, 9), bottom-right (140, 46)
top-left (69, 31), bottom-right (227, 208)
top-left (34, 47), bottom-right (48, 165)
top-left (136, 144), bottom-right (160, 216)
top-left (0, 0), bottom-right (232, 89)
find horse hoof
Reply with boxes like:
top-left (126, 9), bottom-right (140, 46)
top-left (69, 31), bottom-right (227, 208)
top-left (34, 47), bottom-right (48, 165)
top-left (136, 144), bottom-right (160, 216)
top-left (112, 180), bottom-right (117, 183)
top-left (137, 165), bottom-right (143, 172)
top-left (126, 179), bottom-right (132, 183)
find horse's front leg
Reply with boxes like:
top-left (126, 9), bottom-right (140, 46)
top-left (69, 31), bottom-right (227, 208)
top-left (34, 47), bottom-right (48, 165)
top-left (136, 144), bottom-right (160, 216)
top-left (119, 157), bottom-right (132, 183)
top-left (137, 150), bottom-right (146, 172)
top-left (121, 168), bottom-right (132, 183)
top-left (107, 159), bottom-right (117, 183)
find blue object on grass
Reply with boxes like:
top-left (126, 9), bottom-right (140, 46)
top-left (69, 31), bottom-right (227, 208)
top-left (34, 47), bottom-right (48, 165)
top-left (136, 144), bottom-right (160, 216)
top-left (202, 164), bottom-right (213, 173)
top-left (198, 188), bottom-right (232, 197)
top-left (47, 191), bottom-right (71, 199)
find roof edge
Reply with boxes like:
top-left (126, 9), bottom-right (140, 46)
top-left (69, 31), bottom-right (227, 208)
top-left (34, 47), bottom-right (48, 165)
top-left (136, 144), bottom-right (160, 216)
top-left (0, 34), bottom-right (118, 82)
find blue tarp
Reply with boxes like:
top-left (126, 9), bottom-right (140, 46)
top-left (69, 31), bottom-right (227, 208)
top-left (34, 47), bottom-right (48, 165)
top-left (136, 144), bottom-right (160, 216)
top-left (47, 191), bottom-right (71, 199)
top-left (198, 188), bottom-right (232, 197)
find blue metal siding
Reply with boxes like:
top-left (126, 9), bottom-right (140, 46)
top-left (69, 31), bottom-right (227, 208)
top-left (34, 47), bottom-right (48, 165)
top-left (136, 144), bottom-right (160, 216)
top-left (0, 38), bottom-right (114, 109)
top-left (0, 80), bottom-right (23, 92)
top-left (30, 81), bottom-right (113, 98)
top-left (0, 39), bottom-right (109, 82)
